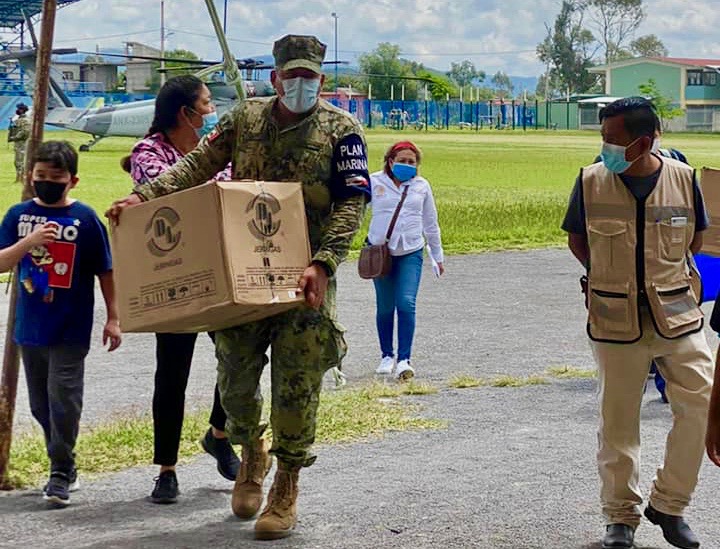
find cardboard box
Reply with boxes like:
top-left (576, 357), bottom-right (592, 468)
top-left (111, 181), bottom-right (310, 333)
top-left (700, 167), bottom-right (720, 257)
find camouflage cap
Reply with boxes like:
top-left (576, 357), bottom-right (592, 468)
top-left (273, 34), bottom-right (326, 74)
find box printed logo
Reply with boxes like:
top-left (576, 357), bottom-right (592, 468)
top-left (146, 207), bottom-right (182, 257)
top-left (247, 192), bottom-right (281, 239)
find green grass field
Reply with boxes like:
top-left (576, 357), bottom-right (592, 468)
top-left (1, 129), bottom-right (718, 254)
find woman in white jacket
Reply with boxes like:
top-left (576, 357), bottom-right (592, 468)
top-left (368, 141), bottom-right (444, 380)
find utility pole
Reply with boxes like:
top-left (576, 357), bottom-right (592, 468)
top-left (0, 0), bottom-right (58, 489)
top-left (331, 12), bottom-right (338, 95)
top-left (160, 0), bottom-right (166, 87)
top-left (223, 0), bottom-right (228, 34)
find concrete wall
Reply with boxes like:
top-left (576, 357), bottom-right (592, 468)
top-left (610, 63), bottom-right (681, 101)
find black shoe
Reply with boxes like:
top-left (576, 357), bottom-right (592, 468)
top-left (644, 505), bottom-right (700, 549)
top-left (200, 428), bottom-right (241, 481)
top-left (602, 524), bottom-right (635, 548)
top-left (150, 470), bottom-right (179, 504)
top-left (43, 471), bottom-right (71, 507)
top-left (43, 467), bottom-right (79, 495)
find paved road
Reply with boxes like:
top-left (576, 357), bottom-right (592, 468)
top-left (1, 250), bottom-right (719, 549)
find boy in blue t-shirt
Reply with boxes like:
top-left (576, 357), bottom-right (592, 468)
top-left (0, 141), bottom-right (122, 507)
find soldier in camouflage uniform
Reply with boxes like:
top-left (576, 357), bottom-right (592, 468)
top-left (8, 103), bottom-right (30, 183)
top-left (107, 34), bottom-right (370, 540)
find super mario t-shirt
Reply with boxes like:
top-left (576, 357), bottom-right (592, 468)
top-left (0, 200), bottom-right (112, 347)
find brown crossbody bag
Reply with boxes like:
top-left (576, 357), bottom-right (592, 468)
top-left (358, 185), bottom-right (409, 279)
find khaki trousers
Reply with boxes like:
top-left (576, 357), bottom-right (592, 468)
top-left (591, 310), bottom-right (713, 527)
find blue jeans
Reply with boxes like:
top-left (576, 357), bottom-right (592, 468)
top-left (373, 248), bottom-right (423, 361)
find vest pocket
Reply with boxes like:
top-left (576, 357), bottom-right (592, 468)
top-left (588, 282), bottom-right (631, 333)
top-left (648, 281), bottom-right (702, 332)
top-left (657, 221), bottom-right (686, 261)
top-left (587, 220), bottom-right (629, 272)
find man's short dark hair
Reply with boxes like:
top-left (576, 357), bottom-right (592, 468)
top-left (32, 140), bottom-right (79, 176)
top-left (599, 97), bottom-right (660, 139)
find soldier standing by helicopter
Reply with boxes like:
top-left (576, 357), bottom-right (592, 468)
top-left (8, 102), bottom-right (30, 183)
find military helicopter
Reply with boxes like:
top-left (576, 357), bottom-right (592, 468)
top-left (2, 0), bottom-right (275, 151)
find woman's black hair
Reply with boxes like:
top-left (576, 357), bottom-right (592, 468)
top-left (145, 74), bottom-right (205, 137)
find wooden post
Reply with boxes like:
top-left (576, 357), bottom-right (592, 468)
top-left (0, 0), bottom-right (58, 490)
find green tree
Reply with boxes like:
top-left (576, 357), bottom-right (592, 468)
top-left (536, 0), bottom-right (598, 96)
top-left (447, 60), bottom-right (485, 87)
top-left (112, 71), bottom-right (127, 92)
top-left (147, 48), bottom-right (201, 93)
top-left (490, 71), bottom-right (514, 97)
top-left (322, 73), bottom-right (367, 94)
top-left (417, 70), bottom-right (456, 100)
top-left (638, 78), bottom-right (684, 129)
top-left (630, 34), bottom-right (668, 58)
top-left (359, 43), bottom-right (416, 100)
top-left (586, 0), bottom-right (645, 64)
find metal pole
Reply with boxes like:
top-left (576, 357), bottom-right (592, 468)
top-left (424, 83), bottom-right (428, 132)
top-left (331, 12), bottom-right (338, 95)
top-left (160, 0), bottom-right (166, 87)
top-left (0, 0), bottom-right (57, 490)
top-left (367, 82), bottom-right (372, 128)
top-left (223, 0), bottom-right (228, 34)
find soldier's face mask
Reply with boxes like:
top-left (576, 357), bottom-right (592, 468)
top-left (280, 76), bottom-right (321, 114)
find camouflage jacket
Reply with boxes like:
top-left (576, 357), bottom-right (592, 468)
top-left (134, 98), bottom-right (370, 276)
top-left (8, 115), bottom-right (29, 143)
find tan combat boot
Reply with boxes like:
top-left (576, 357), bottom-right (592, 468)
top-left (254, 462), bottom-right (300, 540)
top-left (231, 435), bottom-right (272, 519)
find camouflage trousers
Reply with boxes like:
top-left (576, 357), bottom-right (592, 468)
top-left (214, 304), bottom-right (347, 468)
top-left (14, 141), bottom-right (26, 180)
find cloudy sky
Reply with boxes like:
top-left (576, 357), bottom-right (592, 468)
top-left (8, 0), bottom-right (720, 77)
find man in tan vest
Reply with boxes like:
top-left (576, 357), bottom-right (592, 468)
top-left (562, 97), bottom-right (713, 549)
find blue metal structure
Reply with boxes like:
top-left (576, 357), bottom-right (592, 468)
top-left (0, 1), bottom-right (80, 29)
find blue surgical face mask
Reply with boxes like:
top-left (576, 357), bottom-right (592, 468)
top-left (391, 162), bottom-right (417, 182)
top-left (280, 76), bottom-right (321, 114)
top-left (189, 109), bottom-right (219, 138)
top-left (600, 139), bottom-right (640, 174)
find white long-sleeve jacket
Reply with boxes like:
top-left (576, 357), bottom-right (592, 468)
top-left (368, 170), bottom-right (444, 263)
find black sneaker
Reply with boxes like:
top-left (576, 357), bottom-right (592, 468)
top-left (43, 471), bottom-right (71, 507)
top-left (200, 428), bottom-right (241, 481)
top-left (43, 467), bottom-right (79, 495)
top-left (150, 470), bottom-right (179, 504)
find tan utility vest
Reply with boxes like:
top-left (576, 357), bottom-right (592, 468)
top-left (583, 157), bottom-right (703, 343)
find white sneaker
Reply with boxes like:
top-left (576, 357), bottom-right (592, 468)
top-left (376, 356), bottom-right (395, 375)
top-left (396, 360), bottom-right (414, 381)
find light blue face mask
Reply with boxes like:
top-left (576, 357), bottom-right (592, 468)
top-left (280, 77), bottom-right (321, 114)
top-left (600, 139), bottom-right (640, 174)
top-left (190, 109), bottom-right (219, 138)
top-left (392, 162), bottom-right (417, 182)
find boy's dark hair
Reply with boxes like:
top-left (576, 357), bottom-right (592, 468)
top-left (32, 140), bottom-right (79, 176)
top-left (598, 96), bottom-right (660, 139)
top-left (146, 75), bottom-right (205, 137)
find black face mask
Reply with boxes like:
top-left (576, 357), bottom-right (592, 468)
top-left (34, 180), bottom-right (67, 205)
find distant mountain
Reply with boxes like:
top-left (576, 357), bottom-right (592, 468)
top-left (236, 53), bottom-right (540, 96)
top-left (509, 76), bottom-right (539, 95)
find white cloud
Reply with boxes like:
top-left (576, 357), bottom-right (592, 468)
top-left (1, 0), bottom-right (716, 77)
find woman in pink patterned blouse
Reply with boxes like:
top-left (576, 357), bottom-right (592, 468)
top-left (123, 75), bottom-right (237, 505)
